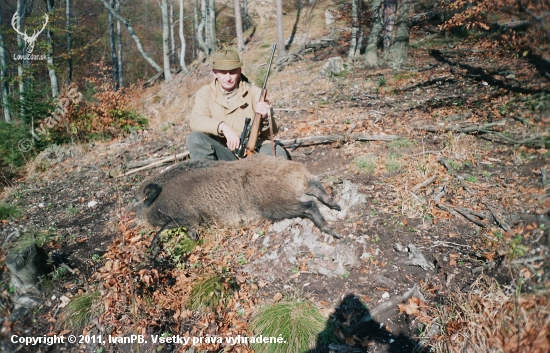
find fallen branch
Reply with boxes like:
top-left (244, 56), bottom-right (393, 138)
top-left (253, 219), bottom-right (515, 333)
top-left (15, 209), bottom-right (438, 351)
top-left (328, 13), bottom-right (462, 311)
top-left (119, 152), bottom-right (189, 177)
top-left (480, 131), bottom-right (549, 145)
top-left (438, 158), bottom-right (453, 171)
top-left (454, 207), bottom-right (488, 227)
top-left (511, 255), bottom-right (550, 264)
top-left (126, 156), bottom-right (169, 169)
top-left (273, 108), bottom-right (307, 112)
top-left (415, 121), bottom-right (506, 134)
top-left (484, 202), bottom-right (512, 232)
top-left (278, 133), bottom-right (399, 148)
top-left (397, 76), bottom-right (457, 92)
top-left (436, 203), bottom-right (462, 218)
top-left (429, 240), bottom-right (471, 249)
top-left (143, 71), bottom-right (164, 88)
top-left (411, 175), bottom-right (437, 193)
top-left (438, 203), bottom-right (490, 227)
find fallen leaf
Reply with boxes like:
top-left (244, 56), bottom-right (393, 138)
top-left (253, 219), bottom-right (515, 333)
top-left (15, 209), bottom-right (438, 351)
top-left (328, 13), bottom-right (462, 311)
top-left (273, 292), bottom-right (283, 302)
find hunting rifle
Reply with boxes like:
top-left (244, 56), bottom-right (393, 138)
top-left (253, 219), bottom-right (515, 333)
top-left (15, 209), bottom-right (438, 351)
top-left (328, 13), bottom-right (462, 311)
top-left (235, 117), bottom-right (251, 158)
top-left (243, 43), bottom-right (277, 157)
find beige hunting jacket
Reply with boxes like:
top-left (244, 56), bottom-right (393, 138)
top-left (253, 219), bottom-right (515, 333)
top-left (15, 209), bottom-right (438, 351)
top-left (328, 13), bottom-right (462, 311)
top-left (188, 78), bottom-right (278, 147)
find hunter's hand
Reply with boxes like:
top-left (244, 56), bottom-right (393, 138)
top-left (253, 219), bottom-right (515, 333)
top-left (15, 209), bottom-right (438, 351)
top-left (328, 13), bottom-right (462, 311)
top-left (255, 101), bottom-right (270, 118)
top-left (220, 123), bottom-right (240, 151)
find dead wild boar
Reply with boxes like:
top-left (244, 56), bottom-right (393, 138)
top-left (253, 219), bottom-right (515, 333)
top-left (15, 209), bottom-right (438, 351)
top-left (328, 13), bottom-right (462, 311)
top-left (132, 154), bottom-right (341, 242)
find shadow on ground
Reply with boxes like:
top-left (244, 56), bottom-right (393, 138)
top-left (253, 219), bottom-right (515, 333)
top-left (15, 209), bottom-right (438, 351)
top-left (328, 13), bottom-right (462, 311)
top-left (309, 294), bottom-right (429, 353)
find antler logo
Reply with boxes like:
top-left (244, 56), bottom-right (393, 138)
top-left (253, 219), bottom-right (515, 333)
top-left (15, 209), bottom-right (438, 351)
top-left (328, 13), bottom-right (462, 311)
top-left (11, 12), bottom-right (49, 54)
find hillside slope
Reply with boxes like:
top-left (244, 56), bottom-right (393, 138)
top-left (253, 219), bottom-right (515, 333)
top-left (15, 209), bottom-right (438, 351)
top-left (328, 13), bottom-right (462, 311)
top-left (1, 1), bottom-right (549, 353)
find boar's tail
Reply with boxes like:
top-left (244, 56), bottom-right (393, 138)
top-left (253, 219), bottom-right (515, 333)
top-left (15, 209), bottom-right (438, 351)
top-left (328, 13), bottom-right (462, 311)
top-left (142, 183), bottom-right (162, 207)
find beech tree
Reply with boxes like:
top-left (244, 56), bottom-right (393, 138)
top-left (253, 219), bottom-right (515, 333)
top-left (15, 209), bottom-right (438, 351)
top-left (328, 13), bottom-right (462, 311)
top-left (170, 0), bottom-right (175, 64)
top-left (242, 0), bottom-right (250, 31)
top-left (387, 0), bottom-right (412, 68)
top-left (161, 0), bottom-right (173, 81)
top-left (179, 0), bottom-right (189, 72)
top-left (115, 0), bottom-right (122, 88)
top-left (99, 0), bottom-right (163, 75)
top-left (364, 0), bottom-right (384, 67)
top-left (66, 0), bottom-right (72, 84)
top-left (347, 0), bottom-right (360, 63)
top-left (196, 0), bottom-right (216, 55)
top-left (383, 0), bottom-right (397, 51)
top-left (275, 0), bottom-right (286, 59)
top-left (234, 0), bottom-right (244, 51)
top-left (109, 0), bottom-right (119, 90)
top-left (44, 0), bottom-right (59, 97)
top-left (0, 2), bottom-right (10, 122)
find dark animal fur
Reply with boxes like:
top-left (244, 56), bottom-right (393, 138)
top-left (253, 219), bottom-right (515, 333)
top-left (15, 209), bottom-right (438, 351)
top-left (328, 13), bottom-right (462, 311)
top-left (132, 154), bottom-right (341, 245)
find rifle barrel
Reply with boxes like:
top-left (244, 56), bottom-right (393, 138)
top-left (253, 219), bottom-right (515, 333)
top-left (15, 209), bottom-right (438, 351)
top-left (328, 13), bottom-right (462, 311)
top-left (262, 44), bottom-right (277, 91)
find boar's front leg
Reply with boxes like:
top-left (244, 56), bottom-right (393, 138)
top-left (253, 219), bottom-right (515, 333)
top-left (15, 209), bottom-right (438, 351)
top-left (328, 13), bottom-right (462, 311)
top-left (298, 200), bottom-right (341, 239)
top-left (305, 180), bottom-right (341, 211)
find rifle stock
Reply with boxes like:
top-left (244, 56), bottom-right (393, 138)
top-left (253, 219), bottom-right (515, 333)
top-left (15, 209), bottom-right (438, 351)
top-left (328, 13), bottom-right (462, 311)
top-left (245, 43), bottom-right (276, 157)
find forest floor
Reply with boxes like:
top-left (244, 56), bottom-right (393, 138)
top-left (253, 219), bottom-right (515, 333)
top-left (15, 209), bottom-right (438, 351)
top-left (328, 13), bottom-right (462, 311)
top-left (1, 3), bottom-right (550, 353)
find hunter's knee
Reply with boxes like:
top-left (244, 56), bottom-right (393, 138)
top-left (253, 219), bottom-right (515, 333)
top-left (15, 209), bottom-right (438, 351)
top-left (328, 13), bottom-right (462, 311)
top-left (186, 131), bottom-right (208, 149)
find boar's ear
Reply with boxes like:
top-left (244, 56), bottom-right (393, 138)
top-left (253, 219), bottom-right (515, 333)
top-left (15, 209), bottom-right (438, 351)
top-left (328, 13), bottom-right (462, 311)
top-left (143, 183), bottom-right (162, 207)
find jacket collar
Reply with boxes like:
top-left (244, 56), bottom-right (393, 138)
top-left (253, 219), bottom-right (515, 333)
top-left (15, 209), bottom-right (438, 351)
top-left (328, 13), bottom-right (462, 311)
top-left (212, 79), bottom-right (250, 113)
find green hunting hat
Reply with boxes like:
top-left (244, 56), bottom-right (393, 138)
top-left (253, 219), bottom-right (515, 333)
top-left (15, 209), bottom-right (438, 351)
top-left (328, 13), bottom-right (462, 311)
top-left (212, 49), bottom-right (242, 70)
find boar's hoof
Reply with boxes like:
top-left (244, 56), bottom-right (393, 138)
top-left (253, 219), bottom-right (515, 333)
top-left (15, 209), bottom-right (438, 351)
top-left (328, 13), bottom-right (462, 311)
top-left (322, 225), bottom-right (340, 239)
top-left (188, 229), bottom-right (198, 241)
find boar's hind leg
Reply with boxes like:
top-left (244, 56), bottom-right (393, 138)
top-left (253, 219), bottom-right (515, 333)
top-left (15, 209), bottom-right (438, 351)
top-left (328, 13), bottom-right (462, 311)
top-left (299, 200), bottom-right (341, 239)
top-left (143, 184), bottom-right (162, 207)
top-left (305, 180), bottom-right (341, 211)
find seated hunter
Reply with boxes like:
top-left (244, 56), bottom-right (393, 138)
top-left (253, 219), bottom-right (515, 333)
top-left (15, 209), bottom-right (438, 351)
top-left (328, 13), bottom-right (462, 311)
top-left (187, 49), bottom-right (288, 161)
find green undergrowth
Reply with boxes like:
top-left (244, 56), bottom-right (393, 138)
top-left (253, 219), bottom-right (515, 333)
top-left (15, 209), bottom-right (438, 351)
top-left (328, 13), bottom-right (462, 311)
top-left (160, 227), bottom-right (203, 264)
top-left (353, 155), bottom-right (377, 174)
top-left (62, 291), bottom-right (101, 330)
top-left (9, 228), bottom-right (58, 252)
top-left (0, 203), bottom-right (22, 221)
top-left (186, 274), bottom-right (234, 311)
top-left (250, 299), bottom-right (338, 353)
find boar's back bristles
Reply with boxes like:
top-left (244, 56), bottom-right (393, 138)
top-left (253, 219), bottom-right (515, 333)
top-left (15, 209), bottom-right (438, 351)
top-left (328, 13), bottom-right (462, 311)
top-left (132, 154), bottom-right (340, 245)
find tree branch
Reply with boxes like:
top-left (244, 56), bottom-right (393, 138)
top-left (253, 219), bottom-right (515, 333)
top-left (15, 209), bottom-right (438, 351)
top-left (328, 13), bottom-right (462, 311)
top-left (99, 0), bottom-right (162, 73)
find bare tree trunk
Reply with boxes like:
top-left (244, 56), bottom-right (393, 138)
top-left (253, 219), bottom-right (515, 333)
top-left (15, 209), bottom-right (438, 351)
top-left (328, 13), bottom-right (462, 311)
top-left (364, 0), bottom-right (384, 67)
top-left (109, 0), bottom-right (119, 90)
top-left (208, 0), bottom-right (216, 51)
top-left (44, 0), bottom-right (59, 97)
top-left (196, 0), bottom-right (210, 55)
top-left (193, 0), bottom-right (199, 57)
top-left (0, 2), bottom-right (10, 122)
top-left (66, 0), bottom-right (72, 84)
top-left (347, 0), bottom-right (358, 63)
top-left (16, 0), bottom-right (26, 119)
top-left (179, 0), bottom-right (190, 73)
top-left (161, 0), bottom-right (173, 81)
top-left (276, 0), bottom-right (286, 59)
top-left (170, 0), bottom-right (176, 65)
top-left (99, 0), bottom-right (163, 73)
top-left (242, 0), bottom-right (250, 31)
top-left (383, 0), bottom-right (397, 51)
top-left (116, 0), bottom-right (123, 88)
top-left (388, 0), bottom-right (412, 68)
top-left (203, 0), bottom-right (210, 51)
top-left (234, 0), bottom-right (244, 51)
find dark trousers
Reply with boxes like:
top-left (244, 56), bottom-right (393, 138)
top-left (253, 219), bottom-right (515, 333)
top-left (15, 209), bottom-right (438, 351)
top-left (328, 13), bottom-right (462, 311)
top-left (186, 131), bottom-right (289, 161)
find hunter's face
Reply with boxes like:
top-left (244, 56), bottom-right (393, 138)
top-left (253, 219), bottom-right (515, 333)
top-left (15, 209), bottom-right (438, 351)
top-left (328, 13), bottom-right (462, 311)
top-left (213, 68), bottom-right (241, 91)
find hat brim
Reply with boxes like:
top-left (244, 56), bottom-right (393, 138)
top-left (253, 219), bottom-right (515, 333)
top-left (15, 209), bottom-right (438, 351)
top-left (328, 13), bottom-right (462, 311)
top-left (212, 60), bottom-right (242, 70)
